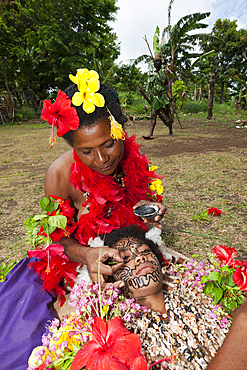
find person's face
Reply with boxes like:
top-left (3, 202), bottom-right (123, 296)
top-left (73, 118), bottom-right (124, 176)
top-left (112, 237), bottom-right (163, 299)
top-left (154, 59), bottom-right (162, 71)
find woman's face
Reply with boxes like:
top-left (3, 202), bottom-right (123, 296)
top-left (73, 118), bottom-right (124, 176)
top-left (112, 237), bottom-right (163, 299)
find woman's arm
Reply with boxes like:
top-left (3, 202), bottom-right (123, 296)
top-left (206, 303), bottom-right (247, 370)
top-left (61, 236), bottom-right (124, 288)
top-left (133, 200), bottom-right (166, 228)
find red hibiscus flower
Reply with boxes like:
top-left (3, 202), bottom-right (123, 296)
top-left (213, 245), bottom-right (238, 267)
top-left (41, 90), bottom-right (79, 136)
top-left (70, 317), bottom-right (148, 370)
top-left (233, 265), bottom-right (247, 291)
top-left (28, 244), bottom-right (78, 304)
top-left (208, 207), bottom-right (225, 216)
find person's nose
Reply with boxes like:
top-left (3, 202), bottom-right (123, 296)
top-left (95, 149), bottom-right (110, 164)
top-left (135, 254), bottom-right (147, 265)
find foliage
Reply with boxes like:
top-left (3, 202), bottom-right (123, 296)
top-left (172, 79), bottom-right (187, 108)
top-left (181, 100), bottom-right (208, 113)
top-left (160, 1), bottom-right (211, 75)
top-left (199, 19), bottom-right (247, 104)
top-left (201, 258), bottom-right (246, 314)
top-left (0, 260), bottom-right (18, 282)
top-left (192, 210), bottom-right (210, 223)
top-left (172, 246), bottom-right (247, 315)
top-left (0, 0), bottom-right (120, 119)
top-left (25, 197), bottom-right (67, 246)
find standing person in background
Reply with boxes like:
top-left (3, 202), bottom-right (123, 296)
top-left (142, 52), bottom-right (173, 139)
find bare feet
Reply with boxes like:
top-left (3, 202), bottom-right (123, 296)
top-left (142, 135), bottom-right (154, 140)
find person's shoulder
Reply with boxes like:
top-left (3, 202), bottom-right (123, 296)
top-left (45, 150), bottom-right (74, 198)
top-left (50, 150), bottom-right (74, 169)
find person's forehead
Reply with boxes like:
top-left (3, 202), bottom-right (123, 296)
top-left (73, 118), bottom-right (111, 147)
top-left (113, 237), bottom-right (148, 251)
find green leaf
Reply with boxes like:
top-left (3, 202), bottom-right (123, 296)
top-left (225, 274), bottom-right (236, 288)
top-left (221, 265), bottom-right (231, 275)
top-left (207, 271), bottom-right (221, 282)
top-left (211, 287), bottom-right (223, 305)
top-left (152, 96), bottom-right (161, 110)
top-left (24, 216), bottom-right (40, 231)
top-left (200, 275), bottom-right (209, 283)
top-left (40, 197), bottom-right (58, 212)
top-left (33, 214), bottom-right (47, 221)
top-left (203, 281), bottom-right (214, 294)
top-left (48, 215), bottom-right (67, 230)
top-left (43, 219), bottom-right (56, 236)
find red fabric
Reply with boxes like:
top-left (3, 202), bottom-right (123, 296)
top-left (69, 134), bottom-right (163, 245)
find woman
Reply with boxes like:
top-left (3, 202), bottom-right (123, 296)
top-left (41, 68), bottom-right (166, 286)
top-left (1, 69), bottom-right (165, 370)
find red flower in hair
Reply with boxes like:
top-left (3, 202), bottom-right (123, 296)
top-left (213, 245), bottom-right (238, 267)
top-left (41, 90), bottom-right (79, 136)
top-left (70, 317), bottom-right (147, 370)
top-left (233, 265), bottom-right (247, 291)
top-left (208, 207), bottom-right (225, 216)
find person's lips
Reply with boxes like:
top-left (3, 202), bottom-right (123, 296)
top-left (97, 161), bottom-right (115, 172)
top-left (136, 263), bottom-right (155, 276)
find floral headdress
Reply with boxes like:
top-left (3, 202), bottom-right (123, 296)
top-left (41, 68), bottom-right (125, 147)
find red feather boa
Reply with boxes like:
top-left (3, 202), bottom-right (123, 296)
top-left (69, 134), bottom-right (163, 244)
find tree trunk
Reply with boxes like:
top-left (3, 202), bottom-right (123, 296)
top-left (207, 73), bottom-right (215, 120)
top-left (220, 81), bottom-right (224, 104)
top-left (199, 88), bottom-right (202, 101)
top-left (194, 88), bottom-right (197, 101)
top-left (4, 71), bottom-right (15, 121)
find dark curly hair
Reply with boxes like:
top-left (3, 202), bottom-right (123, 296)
top-left (103, 224), bottom-right (162, 265)
top-left (62, 83), bottom-right (127, 147)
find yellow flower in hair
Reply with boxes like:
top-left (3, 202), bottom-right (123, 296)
top-left (69, 68), bottom-right (105, 113)
top-left (107, 108), bottom-right (125, 140)
top-left (149, 179), bottom-right (163, 195)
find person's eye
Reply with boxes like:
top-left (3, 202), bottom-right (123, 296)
top-left (138, 245), bottom-right (150, 254)
top-left (105, 140), bottom-right (114, 148)
top-left (81, 150), bottom-right (91, 155)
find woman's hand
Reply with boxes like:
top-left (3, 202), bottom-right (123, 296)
top-left (133, 200), bottom-right (166, 228)
top-left (84, 247), bottom-right (125, 289)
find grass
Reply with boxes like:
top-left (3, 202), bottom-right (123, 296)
top-left (0, 109), bottom-right (247, 262)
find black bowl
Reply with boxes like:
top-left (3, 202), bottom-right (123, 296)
top-left (133, 204), bottom-right (159, 219)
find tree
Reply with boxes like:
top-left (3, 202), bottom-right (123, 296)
top-left (0, 0), bottom-right (120, 111)
top-left (199, 19), bottom-right (247, 104)
top-left (160, 0), bottom-right (211, 76)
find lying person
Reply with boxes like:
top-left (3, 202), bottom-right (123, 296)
top-left (104, 224), bottom-right (229, 369)
top-left (28, 225), bottom-right (231, 370)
